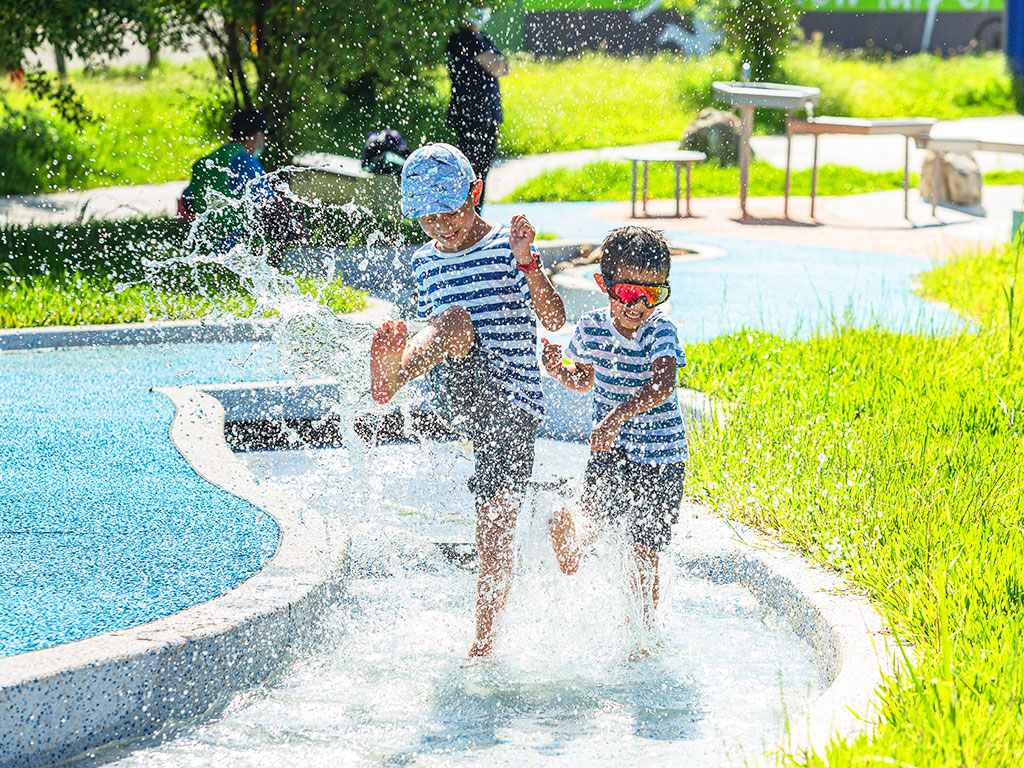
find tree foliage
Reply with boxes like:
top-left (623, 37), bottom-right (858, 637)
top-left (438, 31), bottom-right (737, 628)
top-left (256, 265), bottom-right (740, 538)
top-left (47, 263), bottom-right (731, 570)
top-left (2, 0), bottom-right (474, 164)
top-left (170, 0), bottom-right (472, 163)
top-left (674, 0), bottom-right (799, 82)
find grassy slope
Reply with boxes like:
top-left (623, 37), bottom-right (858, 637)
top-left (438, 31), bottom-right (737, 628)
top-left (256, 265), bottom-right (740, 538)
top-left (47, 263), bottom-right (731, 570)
top-left (683, 241), bottom-right (1024, 765)
top-left (0, 217), bottom-right (366, 328)
top-left (502, 160), bottom-right (1023, 203)
top-left (1, 45), bottom-right (1014, 193)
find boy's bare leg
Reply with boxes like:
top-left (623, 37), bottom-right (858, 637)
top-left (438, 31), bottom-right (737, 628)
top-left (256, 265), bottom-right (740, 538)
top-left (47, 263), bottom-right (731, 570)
top-left (548, 508), bottom-right (581, 575)
top-left (468, 492), bottom-right (520, 658)
top-left (370, 307), bottom-right (475, 404)
top-left (630, 543), bottom-right (660, 633)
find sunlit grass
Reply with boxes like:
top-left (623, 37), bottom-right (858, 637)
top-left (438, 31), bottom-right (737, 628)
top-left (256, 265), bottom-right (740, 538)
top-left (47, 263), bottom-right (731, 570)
top-left (786, 43), bottom-right (1016, 121)
top-left (1, 44), bottom-right (1014, 194)
top-left (682, 240), bottom-right (1024, 765)
top-left (0, 270), bottom-right (365, 328)
top-left (503, 159), bottom-right (922, 202)
top-left (1, 215), bottom-right (367, 328)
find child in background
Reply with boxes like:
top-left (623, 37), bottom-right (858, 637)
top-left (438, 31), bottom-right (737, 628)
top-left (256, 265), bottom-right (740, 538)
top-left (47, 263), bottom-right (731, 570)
top-left (369, 143), bottom-right (565, 658)
top-left (542, 226), bottom-right (686, 636)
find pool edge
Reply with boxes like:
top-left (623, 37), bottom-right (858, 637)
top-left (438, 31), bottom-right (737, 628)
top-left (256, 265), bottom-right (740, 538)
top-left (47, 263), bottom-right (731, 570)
top-left (0, 386), bottom-right (349, 768)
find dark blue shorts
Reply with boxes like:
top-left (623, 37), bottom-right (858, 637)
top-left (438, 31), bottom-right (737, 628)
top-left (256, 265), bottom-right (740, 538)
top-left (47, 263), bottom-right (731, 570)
top-left (429, 336), bottom-right (539, 508)
top-left (581, 446), bottom-right (686, 552)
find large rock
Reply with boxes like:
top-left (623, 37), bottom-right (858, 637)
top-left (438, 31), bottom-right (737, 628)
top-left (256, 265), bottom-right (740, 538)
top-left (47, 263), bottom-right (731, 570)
top-left (920, 151), bottom-right (982, 207)
top-left (681, 108), bottom-right (741, 166)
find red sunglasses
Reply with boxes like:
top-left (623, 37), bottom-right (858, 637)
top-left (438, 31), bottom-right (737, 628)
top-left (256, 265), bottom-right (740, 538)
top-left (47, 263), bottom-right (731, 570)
top-left (605, 279), bottom-right (671, 308)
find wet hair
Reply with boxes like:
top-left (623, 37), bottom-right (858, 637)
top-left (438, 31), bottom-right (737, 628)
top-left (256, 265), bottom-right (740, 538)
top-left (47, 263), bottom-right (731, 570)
top-left (230, 109), bottom-right (269, 141)
top-left (600, 226), bottom-right (671, 282)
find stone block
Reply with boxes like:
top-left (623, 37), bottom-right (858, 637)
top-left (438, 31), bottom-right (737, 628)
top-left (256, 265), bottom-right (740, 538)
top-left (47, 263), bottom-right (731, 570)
top-left (681, 108), bottom-right (741, 167)
top-left (920, 150), bottom-right (982, 207)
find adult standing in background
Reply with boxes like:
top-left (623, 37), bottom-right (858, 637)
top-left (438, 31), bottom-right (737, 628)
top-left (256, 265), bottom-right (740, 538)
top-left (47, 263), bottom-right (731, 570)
top-left (446, 8), bottom-right (509, 210)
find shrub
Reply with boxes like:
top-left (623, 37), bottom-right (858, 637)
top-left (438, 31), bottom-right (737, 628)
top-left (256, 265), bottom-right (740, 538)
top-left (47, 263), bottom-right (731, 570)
top-left (0, 105), bottom-right (92, 194)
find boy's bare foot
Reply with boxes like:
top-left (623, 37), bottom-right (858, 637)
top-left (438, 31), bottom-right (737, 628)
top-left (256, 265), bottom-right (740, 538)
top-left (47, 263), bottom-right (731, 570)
top-left (467, 637), bottom-right (493, 659)
top-left (548, 508), bottom-right (581, 575)
top-left (369, 319), bottom-right (407, 404)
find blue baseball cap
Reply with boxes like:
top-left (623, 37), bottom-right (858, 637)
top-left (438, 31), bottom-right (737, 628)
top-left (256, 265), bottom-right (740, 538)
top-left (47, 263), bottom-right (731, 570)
top-left (400, 143), bottom-right (476, 219)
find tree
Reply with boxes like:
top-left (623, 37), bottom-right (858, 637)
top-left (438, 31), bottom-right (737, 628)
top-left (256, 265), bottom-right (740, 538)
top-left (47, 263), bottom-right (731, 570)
top-left (167, 0), bottom-right (473, 164)
top-left (674, 0), bottom-right (799, 83)
top-left (3, 0), bottom-right (474, 163)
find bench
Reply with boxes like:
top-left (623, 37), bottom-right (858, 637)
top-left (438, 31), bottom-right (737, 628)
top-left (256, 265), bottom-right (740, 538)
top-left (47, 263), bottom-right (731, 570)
top-left (621, 149), bottom-right (707, 218)
top-left (785, 117), bottom-right (937, 220)
top-left (912, 136), bottom-right (1024, 216)
top-left (288, 153), bottom-right (401, 217)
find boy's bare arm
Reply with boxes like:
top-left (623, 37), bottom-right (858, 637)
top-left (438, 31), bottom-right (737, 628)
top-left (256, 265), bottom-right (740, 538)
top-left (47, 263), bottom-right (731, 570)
top-left (590, 356), bottom-right (677, 451)
top-left (542, 341), bottom-right (594, 392)
top-left (522, 268), bottom-right (566, 331)
top-left (509, 214), bottom-right (566, 332)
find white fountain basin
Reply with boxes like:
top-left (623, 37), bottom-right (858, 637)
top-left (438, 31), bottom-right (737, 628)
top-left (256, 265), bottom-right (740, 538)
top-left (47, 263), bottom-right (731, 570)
top-left (712, 81), bottom-right (820, 110)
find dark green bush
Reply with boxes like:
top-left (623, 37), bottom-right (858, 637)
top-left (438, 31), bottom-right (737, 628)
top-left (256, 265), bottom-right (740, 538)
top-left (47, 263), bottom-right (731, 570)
top-left (0, 217), bottom-right (184, 279)
top-left (0, 105), bottom-right (92, 194)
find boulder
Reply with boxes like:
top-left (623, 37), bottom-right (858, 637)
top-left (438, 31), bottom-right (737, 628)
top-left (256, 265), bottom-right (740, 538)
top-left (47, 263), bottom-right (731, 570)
top-left (920, 151), bottom-right (982, 207)
top-left (681, 108), bottom-right (741, 166)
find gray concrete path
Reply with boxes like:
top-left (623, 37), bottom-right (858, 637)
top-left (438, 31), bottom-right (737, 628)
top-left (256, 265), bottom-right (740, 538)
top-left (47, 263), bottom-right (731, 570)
top-left (3, 115), bottom-right (1021, 226)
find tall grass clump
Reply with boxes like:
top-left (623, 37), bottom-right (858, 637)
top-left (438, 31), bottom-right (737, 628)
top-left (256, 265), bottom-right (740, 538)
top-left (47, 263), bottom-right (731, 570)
top-left (0, 216), bottom-right (366, 328)
top-left (682, 241), bottom-right (1024, 764)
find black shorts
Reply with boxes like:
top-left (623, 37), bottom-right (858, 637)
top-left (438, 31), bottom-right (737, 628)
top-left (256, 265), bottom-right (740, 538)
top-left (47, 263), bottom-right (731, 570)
top-left (429, 336), bottom-right (539, 507)
top-left (581, 446), bottom-right (686, 552)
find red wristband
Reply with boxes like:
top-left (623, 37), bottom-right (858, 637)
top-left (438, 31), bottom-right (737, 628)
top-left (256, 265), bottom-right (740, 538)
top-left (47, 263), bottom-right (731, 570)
top-left (517, 256), bottom-right (541, 274)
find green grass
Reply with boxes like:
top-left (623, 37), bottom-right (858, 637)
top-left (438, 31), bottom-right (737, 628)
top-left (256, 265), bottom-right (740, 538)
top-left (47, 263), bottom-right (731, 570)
top-left (786, 43), bottom-right (1016, 121)
top-left (504, 160), bottom-right (1023, 203)
top-left (0, 270), bottom-right (365, 328)
top-left (2, 44), bottom-right (1015, 194)
top-left (503, 159), bottom-right (916, 202)
top-left (682, 240), bottom-right (1024, 764)
top-left (498, 50), bottom-right (732, 156)
top-left (1, 61), bottom-right (223, 192)
top-left (0, 215), bottom-right (367, 328)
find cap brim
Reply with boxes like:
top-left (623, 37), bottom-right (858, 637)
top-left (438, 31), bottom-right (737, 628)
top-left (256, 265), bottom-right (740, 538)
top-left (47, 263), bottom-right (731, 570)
top-left (401, 188), bottom-right (470, 219)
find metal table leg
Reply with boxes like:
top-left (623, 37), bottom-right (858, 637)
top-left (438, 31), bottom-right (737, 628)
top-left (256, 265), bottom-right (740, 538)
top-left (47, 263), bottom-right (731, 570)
top-left (784, 123), bottom-right (793, 219)
top-left (810, 133), bottom-right (819, 219)
top-left (674, 162), bottom-right (681, 217)
top-left (903, 136), bottom-right (911, 220)
top-left (686, 162), bottom-right (692, 216)
top-left (739, 104), bottom-right (752, 218)
top-left (642, 161), bottom-right (649, 216)
top-left (630, 160), bottom-right (638, 218)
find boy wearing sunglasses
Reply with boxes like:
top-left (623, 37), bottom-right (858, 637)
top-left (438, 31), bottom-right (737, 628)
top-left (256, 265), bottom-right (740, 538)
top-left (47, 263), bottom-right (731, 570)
top-left (542, 226), bottom-right (686, 638)
top-left (370, 143), bottom-right (566, 659)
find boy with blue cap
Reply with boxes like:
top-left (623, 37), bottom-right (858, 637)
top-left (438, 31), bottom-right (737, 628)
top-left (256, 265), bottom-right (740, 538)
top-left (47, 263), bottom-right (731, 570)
top-left (370, 143), bottom-right (566, 658)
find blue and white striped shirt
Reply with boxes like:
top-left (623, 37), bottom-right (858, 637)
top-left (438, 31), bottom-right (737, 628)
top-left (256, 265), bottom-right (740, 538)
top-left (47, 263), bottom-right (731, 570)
top-left (412, 225), bottom-right (543, 418)
top-left (567, 307), bottom-right (687, 464)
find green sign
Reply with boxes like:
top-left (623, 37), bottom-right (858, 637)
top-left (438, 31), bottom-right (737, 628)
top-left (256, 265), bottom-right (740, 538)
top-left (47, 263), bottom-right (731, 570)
top-left (520, 0), bottom-right (1005, 9)
top-left (800, 0), bottom-right (1004, 10)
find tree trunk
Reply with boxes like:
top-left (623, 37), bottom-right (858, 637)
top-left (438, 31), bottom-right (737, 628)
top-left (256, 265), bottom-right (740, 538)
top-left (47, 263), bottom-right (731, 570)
top-left (145, 31), bottom-right (160, 71)
top-left (224, 19), bottom-right (252, 110)
top-left (54, 48), bottom-right (67, 79)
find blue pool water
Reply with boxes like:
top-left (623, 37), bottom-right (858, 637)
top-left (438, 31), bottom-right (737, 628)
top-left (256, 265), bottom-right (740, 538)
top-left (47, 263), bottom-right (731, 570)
top-left (0, 342), bottom-right (282, 657)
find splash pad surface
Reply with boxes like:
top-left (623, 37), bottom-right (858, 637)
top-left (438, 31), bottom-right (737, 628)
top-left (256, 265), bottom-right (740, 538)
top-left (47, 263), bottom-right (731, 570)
top-left (99, 439), bottom-right (823, 767)
top-left (0, 341), bottom-right (281, 657)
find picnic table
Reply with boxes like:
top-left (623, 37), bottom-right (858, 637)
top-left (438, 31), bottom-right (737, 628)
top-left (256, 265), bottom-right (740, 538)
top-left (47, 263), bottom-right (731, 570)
top-left (621, 149), bottom-right (706, 218)
top-left (785, 117), bottom-right (937, 219)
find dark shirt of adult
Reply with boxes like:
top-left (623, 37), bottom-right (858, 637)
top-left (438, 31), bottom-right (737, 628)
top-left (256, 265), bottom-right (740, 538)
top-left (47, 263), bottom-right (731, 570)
top-left (446, 25), bottom-right (507, 130)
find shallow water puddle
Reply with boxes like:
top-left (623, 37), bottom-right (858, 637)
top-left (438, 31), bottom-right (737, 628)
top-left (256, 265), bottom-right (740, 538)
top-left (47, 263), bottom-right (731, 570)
top-left (101, 439), bottom-right (821, 767)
